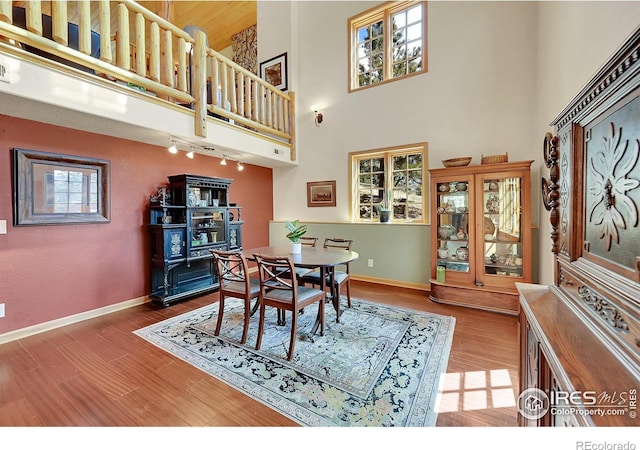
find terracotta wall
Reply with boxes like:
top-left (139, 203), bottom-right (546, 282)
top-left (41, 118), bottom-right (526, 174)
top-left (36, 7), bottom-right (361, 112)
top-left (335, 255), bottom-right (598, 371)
top-left (0, 115), bottom-right (273, 334)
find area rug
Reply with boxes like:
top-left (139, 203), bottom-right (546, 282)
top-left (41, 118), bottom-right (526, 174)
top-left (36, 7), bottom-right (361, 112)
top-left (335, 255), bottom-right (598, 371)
top-left (134, 297), bottom-right (455, 426)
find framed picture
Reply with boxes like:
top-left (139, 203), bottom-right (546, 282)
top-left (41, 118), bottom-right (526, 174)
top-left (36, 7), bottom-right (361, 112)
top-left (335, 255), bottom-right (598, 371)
top-left (260, 52), bottom-right (288, 91)
top-left (12, 148), bottom-right (111, 225)
top-left (307, 180), bottom-right (336, 207)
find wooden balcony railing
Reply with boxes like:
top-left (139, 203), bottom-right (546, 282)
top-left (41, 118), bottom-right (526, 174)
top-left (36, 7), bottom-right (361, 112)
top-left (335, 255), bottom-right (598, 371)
top-left (0, 0), bottom-right (295, 159)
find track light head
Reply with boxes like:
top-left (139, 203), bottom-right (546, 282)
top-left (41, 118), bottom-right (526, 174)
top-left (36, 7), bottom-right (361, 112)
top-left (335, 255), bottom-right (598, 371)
top-left (237, 161), bottom-right (244, 171)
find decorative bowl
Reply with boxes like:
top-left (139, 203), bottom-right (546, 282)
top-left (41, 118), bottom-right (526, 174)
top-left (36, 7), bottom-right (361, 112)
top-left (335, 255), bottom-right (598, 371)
top-left (457, 206), bottom-right (468, 213)
top-left (438, 183), bottom-right (450, 192)
top-left (455, 182), bottom-right (468, 191)
top-left (437, 225), bottom-right (455, 240)
top-left (456, 246), bottom-right (469, 261)
top-left (442, 157), bottom-right (472, 168)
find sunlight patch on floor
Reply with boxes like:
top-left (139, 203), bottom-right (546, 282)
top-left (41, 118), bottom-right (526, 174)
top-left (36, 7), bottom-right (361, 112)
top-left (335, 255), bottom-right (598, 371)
top-left (434, 368), bottom-right (517, 413)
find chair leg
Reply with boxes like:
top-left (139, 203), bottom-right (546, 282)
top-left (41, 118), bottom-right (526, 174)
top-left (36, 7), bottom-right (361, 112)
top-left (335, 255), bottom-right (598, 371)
top-left (249, 298), bottom-right (259, 317)
top-left (240, 297), bottom-right (251, 345)
top-left (346, 279), bottom-right (352, 308)
top-left (319, 297), bottom-right (325, 336)
top-left (288, 309), bottom-right (298, 361)
top-left (214, 296), bottom-right (225, 336)
top-left (255, 302), bottom-right (266, 351)
top-left (335, 285), bottom-right (341, 324)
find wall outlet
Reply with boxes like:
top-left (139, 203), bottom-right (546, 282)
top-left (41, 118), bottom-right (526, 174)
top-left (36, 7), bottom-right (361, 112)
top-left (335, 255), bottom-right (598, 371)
top-left (0, 60), bottom-right (10, 83)
top-left (0, 303), bottom-right (5, 318)
top-left (367, 259), bottom-right (374, 268)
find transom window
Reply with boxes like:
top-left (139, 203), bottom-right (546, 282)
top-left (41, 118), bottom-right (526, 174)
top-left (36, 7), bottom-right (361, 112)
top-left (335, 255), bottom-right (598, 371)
top-left (351, 143), bottom-right (427, 223)
top-left (349, 1), bottom-right (427, 92)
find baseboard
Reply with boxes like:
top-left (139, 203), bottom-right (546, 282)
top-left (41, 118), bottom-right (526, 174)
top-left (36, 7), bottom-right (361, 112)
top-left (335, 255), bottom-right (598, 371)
top-left (350, 274), bottom-right (430, 292)
top-left (0, 295), bottom-right (150, 345)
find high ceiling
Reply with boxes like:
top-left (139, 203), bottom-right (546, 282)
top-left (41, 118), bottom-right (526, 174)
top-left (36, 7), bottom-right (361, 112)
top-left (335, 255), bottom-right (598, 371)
top-left (141, 1), bottom-right (257, 51)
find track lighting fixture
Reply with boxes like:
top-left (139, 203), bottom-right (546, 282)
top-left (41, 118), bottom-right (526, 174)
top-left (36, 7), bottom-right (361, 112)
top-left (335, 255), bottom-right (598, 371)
top-left (167, 137), bottom-right (246, 171)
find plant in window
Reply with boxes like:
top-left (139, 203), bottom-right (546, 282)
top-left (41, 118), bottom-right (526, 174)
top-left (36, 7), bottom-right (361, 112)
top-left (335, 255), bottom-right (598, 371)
top-left (377, 189), bottom-right (392, 223)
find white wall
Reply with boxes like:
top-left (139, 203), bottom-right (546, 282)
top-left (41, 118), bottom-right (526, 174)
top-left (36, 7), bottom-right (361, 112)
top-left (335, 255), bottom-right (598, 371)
top-left (267, 1), bottom-right (539, 223)
top-left (257, 0), bottom-right (640, 286)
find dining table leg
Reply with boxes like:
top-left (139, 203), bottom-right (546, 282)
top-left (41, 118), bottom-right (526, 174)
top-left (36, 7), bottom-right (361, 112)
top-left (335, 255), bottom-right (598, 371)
top-left (310, 267), bottom-right (328, 335)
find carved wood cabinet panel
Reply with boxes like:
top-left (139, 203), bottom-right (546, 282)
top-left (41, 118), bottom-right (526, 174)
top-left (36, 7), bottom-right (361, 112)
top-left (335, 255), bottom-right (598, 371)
top-left (519, 26), bottom-right (640, 427)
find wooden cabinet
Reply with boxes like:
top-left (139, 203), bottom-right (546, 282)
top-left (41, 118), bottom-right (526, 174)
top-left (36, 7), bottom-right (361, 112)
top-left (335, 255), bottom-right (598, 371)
top-left (518, 27), bottom-right (640, 427)
top-left (147, 174), bottom-right (243, 306)
top-left (429, 160), bottom-right (533, 315)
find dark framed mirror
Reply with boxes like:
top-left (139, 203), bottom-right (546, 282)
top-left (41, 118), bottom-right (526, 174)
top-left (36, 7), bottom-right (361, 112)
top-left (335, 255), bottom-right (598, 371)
top-left (12, 148), bottom-right (110, 225)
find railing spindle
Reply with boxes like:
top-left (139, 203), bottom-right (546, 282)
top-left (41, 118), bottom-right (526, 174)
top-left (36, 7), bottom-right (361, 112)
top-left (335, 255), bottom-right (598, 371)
top-left (78, 0), bottom-right (91, 55)
top-left (51, 1), bottom-right (67, 46)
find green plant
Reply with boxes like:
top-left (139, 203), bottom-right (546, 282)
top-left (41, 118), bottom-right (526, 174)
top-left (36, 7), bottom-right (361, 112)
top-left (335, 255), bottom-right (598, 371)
top-left (377, 189), bottom-right (393, 212)
top-left (285, 219), bottom-right (307, 243)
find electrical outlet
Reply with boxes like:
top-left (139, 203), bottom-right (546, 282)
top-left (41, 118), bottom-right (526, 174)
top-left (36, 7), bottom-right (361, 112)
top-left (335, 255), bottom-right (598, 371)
top-left (0, 303), bottom-right (5, 318)
top-left (367, 259), bottom-right (374, 268)
top-left (0, 61), bottom-right (9, 84)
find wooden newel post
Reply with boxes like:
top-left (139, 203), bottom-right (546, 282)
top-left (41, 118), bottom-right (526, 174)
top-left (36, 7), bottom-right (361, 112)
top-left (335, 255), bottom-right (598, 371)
top-left (193, 28), bottom-right (207, 138)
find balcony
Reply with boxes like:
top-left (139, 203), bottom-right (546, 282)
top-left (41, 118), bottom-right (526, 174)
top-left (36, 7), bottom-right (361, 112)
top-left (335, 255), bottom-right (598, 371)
top-left (0, 1), bottom-right (296, 168)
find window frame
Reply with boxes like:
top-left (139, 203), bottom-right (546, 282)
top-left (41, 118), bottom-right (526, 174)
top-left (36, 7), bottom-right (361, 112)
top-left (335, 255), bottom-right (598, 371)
top-left (348, 1), bottom-right (428, 93)
top-left (349, 142), bottom-right (428, 224)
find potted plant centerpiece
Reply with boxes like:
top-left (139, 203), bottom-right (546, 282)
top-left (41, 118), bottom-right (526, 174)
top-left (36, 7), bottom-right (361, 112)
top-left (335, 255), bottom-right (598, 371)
top-left (377, 189), bottom-right (392, 223)
top-left (285, 219), bottom-right (307, 253)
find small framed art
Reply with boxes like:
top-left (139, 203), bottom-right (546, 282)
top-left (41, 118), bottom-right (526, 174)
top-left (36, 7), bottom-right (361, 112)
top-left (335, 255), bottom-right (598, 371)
top-left (260, 52), bottom-right (288, 91)
top-left (307, 180), bottom-right (336, 207)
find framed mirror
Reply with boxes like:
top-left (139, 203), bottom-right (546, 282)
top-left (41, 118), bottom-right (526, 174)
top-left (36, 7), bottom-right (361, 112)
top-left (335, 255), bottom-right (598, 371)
top-left (12, 148), bottom-right (110, 225)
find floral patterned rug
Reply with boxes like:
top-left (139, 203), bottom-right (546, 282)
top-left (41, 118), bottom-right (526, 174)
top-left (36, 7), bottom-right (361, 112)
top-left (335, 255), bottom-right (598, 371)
top-left (134, 297), bottom-right (455, 426)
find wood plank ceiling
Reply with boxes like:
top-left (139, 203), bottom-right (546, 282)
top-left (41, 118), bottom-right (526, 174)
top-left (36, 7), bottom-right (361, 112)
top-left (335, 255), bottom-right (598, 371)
top-left (141, 1), bottom-right (257, 52)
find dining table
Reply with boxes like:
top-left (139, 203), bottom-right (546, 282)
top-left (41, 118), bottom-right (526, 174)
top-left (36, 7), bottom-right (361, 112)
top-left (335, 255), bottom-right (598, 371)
top-left (242, 244), bottom-right (359, 334)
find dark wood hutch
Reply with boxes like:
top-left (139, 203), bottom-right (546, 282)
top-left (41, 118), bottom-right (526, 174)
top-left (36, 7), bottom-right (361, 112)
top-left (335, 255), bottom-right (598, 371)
top-left (517, 27), bottom-right (640, 426)
top-left (147, 174), bottom-right (243, 306)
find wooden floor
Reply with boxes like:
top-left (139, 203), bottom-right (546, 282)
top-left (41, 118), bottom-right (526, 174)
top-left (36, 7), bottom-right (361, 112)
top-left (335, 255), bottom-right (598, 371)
top-left (0, 280), bottom-right (520, 427)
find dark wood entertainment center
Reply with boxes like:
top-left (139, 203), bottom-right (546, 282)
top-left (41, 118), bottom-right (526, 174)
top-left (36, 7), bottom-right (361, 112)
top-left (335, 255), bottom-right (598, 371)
top-left (517, 27), bottom-right (640, 426)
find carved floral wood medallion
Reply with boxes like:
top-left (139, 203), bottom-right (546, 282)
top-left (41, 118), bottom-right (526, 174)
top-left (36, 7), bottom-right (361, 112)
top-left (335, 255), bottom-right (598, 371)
top-left (585, 98), bottom-right (640, 271)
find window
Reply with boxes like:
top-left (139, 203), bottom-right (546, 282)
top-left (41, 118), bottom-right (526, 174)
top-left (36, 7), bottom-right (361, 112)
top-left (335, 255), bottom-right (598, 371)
top-left (351, 143), bottom-right (427, 223)
top-left (348, 1), bottom-right (427, 92)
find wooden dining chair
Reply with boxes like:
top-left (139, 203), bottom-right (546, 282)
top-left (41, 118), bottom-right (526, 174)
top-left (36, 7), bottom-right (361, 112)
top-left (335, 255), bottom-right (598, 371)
top-left (211, 249), bottom-right (261, 345)
top-left (300, 238), bottom-right (354, 313)
top-left (253, 253), bottom-right (325, 361)
top-left (295, 236), bottom-right (319, 280)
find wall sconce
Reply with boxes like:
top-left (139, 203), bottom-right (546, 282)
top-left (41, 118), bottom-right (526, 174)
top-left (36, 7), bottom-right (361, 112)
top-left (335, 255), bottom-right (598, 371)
top-left (311, 105), bottom-right (323, 127)
top-left (168, 140), bottom-right (178, 154)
